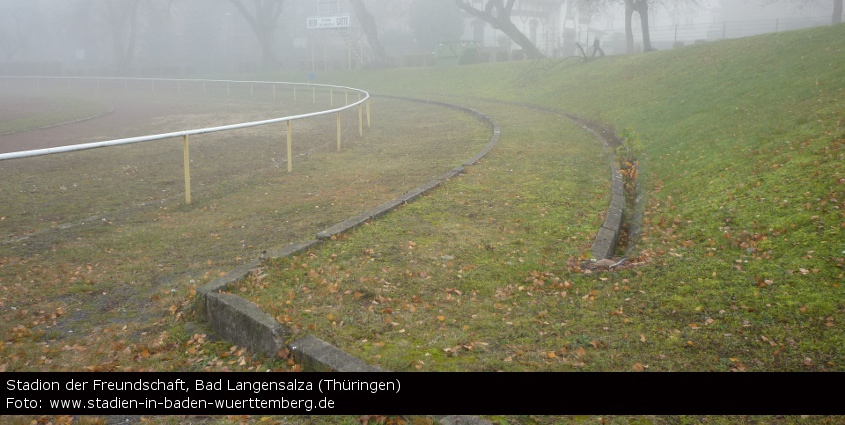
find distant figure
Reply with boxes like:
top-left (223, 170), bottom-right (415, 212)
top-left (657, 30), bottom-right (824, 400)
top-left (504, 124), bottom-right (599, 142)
top-left (592, 39), bottom-right (605, 58)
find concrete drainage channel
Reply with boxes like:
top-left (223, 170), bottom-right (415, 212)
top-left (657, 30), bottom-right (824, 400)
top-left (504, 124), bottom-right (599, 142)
top-left (192, 96), bottom-right (623, 423)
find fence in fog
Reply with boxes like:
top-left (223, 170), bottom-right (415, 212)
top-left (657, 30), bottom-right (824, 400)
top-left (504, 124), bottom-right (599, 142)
top-left (646, 15), bottom-right (834, 49)
top-left (0, 76), bottom-right (371, 204)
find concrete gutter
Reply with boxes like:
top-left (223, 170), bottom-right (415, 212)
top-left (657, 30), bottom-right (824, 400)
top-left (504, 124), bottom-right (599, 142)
top-left (192, 95), bottom-right (498, 425)
top-left (190, 97), bottom-right (621, 424)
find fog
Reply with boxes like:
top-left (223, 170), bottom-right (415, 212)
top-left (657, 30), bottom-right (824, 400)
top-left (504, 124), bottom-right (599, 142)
top-left (0, 0), bottom-right (839, 76)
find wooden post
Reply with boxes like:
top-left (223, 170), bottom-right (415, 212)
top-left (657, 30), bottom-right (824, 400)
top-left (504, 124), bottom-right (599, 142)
top-left (366, 97), bottom-right (371, 127)
top-left (183, 135), bottom-right (192, 205)
top-left (330, 89), bottom-right (334, 107)
top-left (358, 103), bottom-right (363, 136)
top-left (336, 112), bottom-right (342, 152)
top-left (286, 120), bottom-right (293, 172)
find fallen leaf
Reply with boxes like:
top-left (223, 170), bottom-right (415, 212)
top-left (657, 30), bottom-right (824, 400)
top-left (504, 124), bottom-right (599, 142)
top-left (632, 362), bottom-right (645, 372)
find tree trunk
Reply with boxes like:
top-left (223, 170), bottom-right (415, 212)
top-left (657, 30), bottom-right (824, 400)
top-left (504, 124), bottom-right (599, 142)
top-left (228, 0), bottom-right (284, 70)
top-left (257, 29), bottom-right (276, 70)
top-left (624, 0), bottom-right (634, 54)
top-left (834, 0), bottom-right (843, 24)
top-left (454, 0), bottom-right (544, 59)
top-left (348, 0), bottom-right (387, 66)
top-left (106, 0), bottom-right (142, 75)
top-left (636, 0), bottom-right (652, 51)
top-left (495, 17), bottom-right (543, 59)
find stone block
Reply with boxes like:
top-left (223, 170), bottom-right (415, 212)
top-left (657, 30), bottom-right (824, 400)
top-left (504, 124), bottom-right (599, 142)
top-left (265, 240), bottom-right (322, 260)
top-left (368, 198), bottom-right (404, 219)
top-left (195, 261), bottom-right (257, 317)
top-left (591, 225), bottom-right (618, 260)
top-left (289, 335), bottom-right (382, 372)
top-left (206, 292), bottom-right (288, 358)
top-left (603, 206), bottom-right (623, 233)
top-left (317, 212), bottom-right (371, 240)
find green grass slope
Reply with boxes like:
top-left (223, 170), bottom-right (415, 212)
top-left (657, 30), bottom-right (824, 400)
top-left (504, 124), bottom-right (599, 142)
top-left (303, 25), bottom-right (845, 371)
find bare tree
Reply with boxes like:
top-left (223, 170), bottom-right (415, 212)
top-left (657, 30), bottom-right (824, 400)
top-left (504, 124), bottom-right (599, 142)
top-left (625, 0), bottom-right (651, 52)
top-left (0, 0), bottom-right (45, 61)
top-left (105, 0), bottom-right (143, 73)
top-left (0, 12), bottom-right (27, 60)
top-left (611, 0), bottom-right (701, 53)
top-left (227, 0), bottom-right (285, 70)
top-left (348, 0), bottom-right (388, 66)
top-left (453, 0), bottom-right (543, 59)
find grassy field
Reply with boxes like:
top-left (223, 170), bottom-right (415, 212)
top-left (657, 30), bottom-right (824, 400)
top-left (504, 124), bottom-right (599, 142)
top-left (0, 87), bottom-right (489, 374)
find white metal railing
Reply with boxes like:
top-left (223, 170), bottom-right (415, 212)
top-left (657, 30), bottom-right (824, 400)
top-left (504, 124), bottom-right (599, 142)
top-left (0, 76), bottom-right (372, 204)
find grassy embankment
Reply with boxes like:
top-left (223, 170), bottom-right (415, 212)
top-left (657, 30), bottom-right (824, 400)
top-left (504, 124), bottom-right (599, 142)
top-left (241, 24), bottom-right (844, 373)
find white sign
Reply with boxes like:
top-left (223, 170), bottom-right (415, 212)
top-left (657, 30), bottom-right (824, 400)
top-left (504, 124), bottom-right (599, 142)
top-left (307, 15), bottom-right (351, 29)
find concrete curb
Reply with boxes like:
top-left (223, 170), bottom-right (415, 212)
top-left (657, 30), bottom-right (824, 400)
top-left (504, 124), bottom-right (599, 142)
top-left (205, 292), bottom-right (288, 358)
top-left (485, 103), bottom-right (627, 260)
top-left (289, 335), bottom-right (383, 372)
top-left (192, 94), bottom-right (499, 424)
top-left (189, 95), bottom-right (499, 424)
top-left (0, 106), bottom-right (116, 137)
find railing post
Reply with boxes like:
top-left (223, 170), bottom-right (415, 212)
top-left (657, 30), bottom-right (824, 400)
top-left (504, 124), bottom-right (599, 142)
top-left (286, 120), bottom-right (293, 173)
top-left (183, 135), bottom-right (192, 205)
top-left (358, 103), bottom-right (363, 136)
top-left (330, 89), bottom-right (334, 107)
top-left (336, 112), bottom-right (342, 152)
top-left (312, 85), bottom-right (316, 103)
top-left (366, 97), bottom-right (371, 127)
top-left (273, 83), bottom-right (276, 99)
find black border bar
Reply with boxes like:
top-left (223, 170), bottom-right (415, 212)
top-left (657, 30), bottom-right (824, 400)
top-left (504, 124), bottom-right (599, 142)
top-left (2, 372), bottom-right (842, 415)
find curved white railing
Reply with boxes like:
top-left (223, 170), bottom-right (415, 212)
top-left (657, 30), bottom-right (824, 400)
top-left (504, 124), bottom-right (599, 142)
top-left (0, 76), bottom-right (371, 204)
